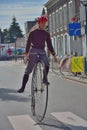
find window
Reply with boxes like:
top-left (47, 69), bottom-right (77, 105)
top-left (63, 5), bottom-right (67, 27)
top-left (56, 10), bottom-right (58, 29)
top-left (49, 14), bottom-right (52, 33)
top-left (69, 1), bottom-right (73, 22)
top-left (57, 10), bottom-right (60, 28)
top-left (59, 8), bottom-right (63, 28)
top-left (52, 12), bottom-right (56, 32)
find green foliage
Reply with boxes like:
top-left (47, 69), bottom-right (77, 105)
top-left (9, 16), bottom-right (23, 42)
top-left (2, 16), bottom-right (23, 43)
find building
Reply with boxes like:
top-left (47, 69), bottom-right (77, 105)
top-left (24, 21), bottom-right (36, 41)
top-left (0, 43), bottom-right (13, 56)
top-left (14, 37), bottom-right (26, 48)
top-left (45, 0), bottom-right (86, 57)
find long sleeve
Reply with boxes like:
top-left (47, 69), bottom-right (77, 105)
top-left (46, 33), bottom-right (55, 56)
top-left (25, 32), bottom-right (32, 53)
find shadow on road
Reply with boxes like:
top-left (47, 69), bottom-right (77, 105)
top-left (0, 88), bottom-right (30, 102)
top-left (37, 116), bottom-right (87, 130)
top-left (37, 116), bottom-right (71, 130)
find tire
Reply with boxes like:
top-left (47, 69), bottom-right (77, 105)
top-left (31, 62), bottom-right (48, 122)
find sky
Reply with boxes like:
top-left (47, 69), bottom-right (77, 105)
top-left (0, 0), bottom-right (48, 34)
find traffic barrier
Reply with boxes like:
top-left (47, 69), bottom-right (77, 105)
top-left (71, 56), bottom-right (84, 73)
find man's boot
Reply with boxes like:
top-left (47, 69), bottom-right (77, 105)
top-left (17, 74), bottom-right (29, 93)
top-left (43, 65), bottom-right (50, 85)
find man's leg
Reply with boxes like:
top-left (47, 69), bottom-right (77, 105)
top-left (17, 74), bottom-right (29, 93)
top-left (17, 53), bottom-right (37, 93)
top-left (41, 54), bottom-right (50, 85)
top-left (43, 65), bottom-right (50, 84)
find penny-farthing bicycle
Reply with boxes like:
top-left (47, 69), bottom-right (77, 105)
top-left (31, 53), bottom-right (48, 122)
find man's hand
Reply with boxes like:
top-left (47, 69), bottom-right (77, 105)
top-left (53, 55), bottom-right (57, 62)
top-left (23, 53), bottom-right (29, 64)
top-left (24, 51), bottom-right (28, 55)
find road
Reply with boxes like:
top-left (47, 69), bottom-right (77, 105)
top-left (0, 61), bottom-right (87, 130)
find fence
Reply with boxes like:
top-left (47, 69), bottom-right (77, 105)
top-left (50, 56), bottom-right (87, 77)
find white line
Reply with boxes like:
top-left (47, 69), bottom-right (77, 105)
top-left (8, 115), bottom-right (42, 130)
top-left (51, 112), bottom-right (87, 130)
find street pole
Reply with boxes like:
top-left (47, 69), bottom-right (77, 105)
top-left (85, 5), bottom-right (87, 55)
top-left (13, 36), bottom-right (17, 61)
top-left (15, 41), bottom-right (17, 61)
top-left (80, 1), bottom-right (87, 55)
top-left (0, 29), bottom-right (1, 57)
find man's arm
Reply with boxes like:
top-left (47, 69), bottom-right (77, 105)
top-left (25, 32), bottom-right (32, 55)
top-left (46, 32), bottom-right (57, 62)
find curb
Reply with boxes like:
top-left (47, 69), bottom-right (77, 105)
top-left (64, 76), bottom-right (87, 84)
top-left (50, 68), bottom-right (87, 84)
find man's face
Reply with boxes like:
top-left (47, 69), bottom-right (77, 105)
top-left (39, 22), bottom-right (46, 29)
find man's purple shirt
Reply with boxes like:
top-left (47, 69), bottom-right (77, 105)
top-left (26, 29), bottom-right (55, 55)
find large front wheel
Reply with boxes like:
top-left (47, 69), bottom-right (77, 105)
top-left (31, 62), bottom-right (48, 122)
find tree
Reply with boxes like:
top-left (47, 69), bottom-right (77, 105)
top-left (0, 28), bottom-right (10, 43)
top-left (2, 29), bottom-right (10, 43)
top-left (9, 16), bottom-right (23, 42)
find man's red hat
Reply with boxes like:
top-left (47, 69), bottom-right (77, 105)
top-left (37, 16), bottom-right (47, 23)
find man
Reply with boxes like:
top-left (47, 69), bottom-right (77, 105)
top-left (17, 16), bottom-right (57, 93)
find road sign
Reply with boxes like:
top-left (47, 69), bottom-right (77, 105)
top-left (68, 23), bottom-right (81, 36)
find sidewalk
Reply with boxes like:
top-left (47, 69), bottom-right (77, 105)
top-left (50, 60), bottom-right (87, 84)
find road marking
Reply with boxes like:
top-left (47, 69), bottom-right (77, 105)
top-left (51, 112), bottom-right (87, 129)
top-left (8, 115), bottom-right (42, 130)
